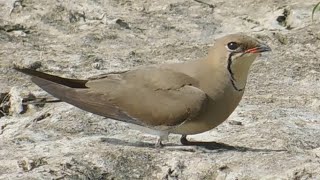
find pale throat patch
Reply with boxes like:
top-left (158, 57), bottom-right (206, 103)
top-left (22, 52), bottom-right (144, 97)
top-left (227, 53), bottom-right (256, 91)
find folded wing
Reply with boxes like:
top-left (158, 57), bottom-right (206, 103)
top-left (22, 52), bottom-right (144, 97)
top-left (15, 67), bottom-right (208, 128)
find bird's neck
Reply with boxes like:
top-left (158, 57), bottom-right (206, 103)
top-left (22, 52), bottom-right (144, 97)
top-left (228, 56), bottom-right (255, 92)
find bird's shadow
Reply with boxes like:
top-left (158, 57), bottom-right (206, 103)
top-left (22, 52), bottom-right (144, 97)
top-left (100, 137), bottom-right (287, 153)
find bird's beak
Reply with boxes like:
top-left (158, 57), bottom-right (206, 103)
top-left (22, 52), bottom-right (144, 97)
top-left (245, 43), bottom-right (271, 54)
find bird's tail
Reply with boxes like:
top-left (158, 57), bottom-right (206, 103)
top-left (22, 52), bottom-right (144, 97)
top-left (13, 66), bottom-right (88, 88)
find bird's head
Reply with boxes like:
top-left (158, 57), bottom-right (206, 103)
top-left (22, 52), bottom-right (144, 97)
top-left (208, 34), bottom-right (271, 91)
top-left (209, 33), bottom-right (271, 65)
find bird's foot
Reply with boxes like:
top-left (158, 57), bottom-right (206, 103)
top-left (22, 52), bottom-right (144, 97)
top-left (180, 135), bottom-right (190, 145)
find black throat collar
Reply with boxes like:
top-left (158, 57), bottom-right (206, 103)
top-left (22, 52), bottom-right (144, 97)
top-left (227, 53), bottom-right (244, 92)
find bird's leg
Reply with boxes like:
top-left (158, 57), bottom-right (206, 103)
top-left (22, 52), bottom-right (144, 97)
top-left (180, 135), bottom-right (190, 145)
top-left (155, 137), bottom-right (164, 148)
top-left (154, 133), bottom-right (168, 148)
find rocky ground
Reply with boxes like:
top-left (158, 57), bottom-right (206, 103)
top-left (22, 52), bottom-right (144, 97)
top-left (0, 0), bottom-right (320, 179)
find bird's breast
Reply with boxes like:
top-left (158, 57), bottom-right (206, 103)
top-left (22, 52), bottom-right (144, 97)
top-left (171, 79), bottom-right (244, 135)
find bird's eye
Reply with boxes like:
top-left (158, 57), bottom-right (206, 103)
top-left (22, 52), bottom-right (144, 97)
top-left (227, 42), bottom-right (239, 51)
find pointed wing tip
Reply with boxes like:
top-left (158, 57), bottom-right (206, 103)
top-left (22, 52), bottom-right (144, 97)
top-left (13, 65), bottom-right (89, 88)
top-left (13, 64), bottom-right (41, 77)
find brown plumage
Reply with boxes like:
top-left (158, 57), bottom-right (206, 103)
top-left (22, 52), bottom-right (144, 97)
top-left (15, 34), bottom-right (271, 147)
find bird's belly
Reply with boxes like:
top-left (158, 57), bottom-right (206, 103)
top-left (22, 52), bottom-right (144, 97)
top-left (170, 90), bottom-right (243, 135)
top-left (169, 112), bottom-right (228, 135)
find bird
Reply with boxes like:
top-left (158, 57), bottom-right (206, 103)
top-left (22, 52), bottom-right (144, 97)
top-left (14, 34), bottom-right (271, 147)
